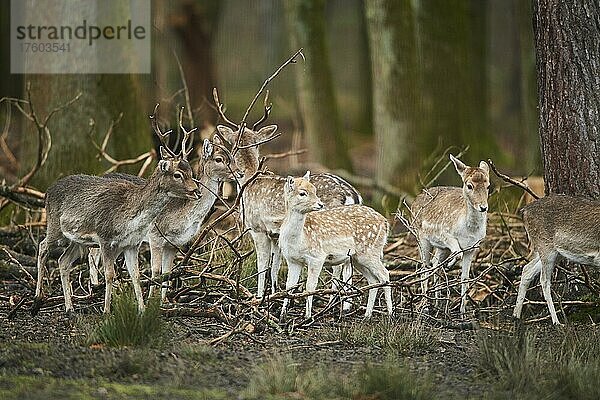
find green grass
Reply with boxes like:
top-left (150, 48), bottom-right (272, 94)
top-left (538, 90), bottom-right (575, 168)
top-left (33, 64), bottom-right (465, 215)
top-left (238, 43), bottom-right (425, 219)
top-left (243, 355), bottom-right (434, 400)
top-left (87, 288), bottom-right (164, 347)
top-left (477, 326), bottom-right (600, 400)
top-left (0, 375), bottom-right (228, 400)
top-left (323, 319), bottom-right (438, 355)
top-left (354, 361), bottom-right (435, 400)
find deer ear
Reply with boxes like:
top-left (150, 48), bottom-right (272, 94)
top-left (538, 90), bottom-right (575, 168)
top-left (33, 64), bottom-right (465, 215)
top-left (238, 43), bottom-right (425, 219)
top-left (202, 139), bottom-right (213, 159)
top-left (286, 176), bottom-right (295, 191)
top-left (158, 159), bottom-right (170, 172)
top-left (256, 125), bottom-right (278, 142)
top-left (303, 170), bottom-right (311, 181)
top-left (479, 160), bottom-right (489, 175)
top-left (450, 154), bottom-right (467, 178)
top-left (216, 125), bottom-right (236, 144)
top-left (212, 134), bottom-right (222, 146)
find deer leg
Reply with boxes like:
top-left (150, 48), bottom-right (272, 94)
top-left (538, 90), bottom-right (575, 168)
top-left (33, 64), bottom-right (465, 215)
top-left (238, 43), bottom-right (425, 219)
top-left (432, 248), bottom-right (451, 310)
top-left (281, 259), bottom-right (303, 319)
top-left (160, 246), bottom-right (177, 303)
top-left (148, 238), bottom-right (164, 299)
top-left (269, 238), bottom-right (282, 294)
top-left (360, 267), bottom-right (380, 319)
top-left (58, 243), bottom-right (82, 314)
top-left (35, 237), bottom-right (49, 299)
top-left (539, 251), bottom-right (560, 325)
top-left (418, 239), bottom-right (433, 295)
top-left (513, 254), bottom-right (541, 319)
top-left (101, 247), bottom-right (118, 314)
top-left (124, 247), bottom-right (145, 313)
top-left (88, 247), bottom-right (101, 286)
top-left (251, 231), bottom-right (270, 298)
top-left (331, 261), bottom-right (353, 311)
top-left (460, 249), bottom-right (475, 315)
top-left (305, 258), bottom-right (326, 318)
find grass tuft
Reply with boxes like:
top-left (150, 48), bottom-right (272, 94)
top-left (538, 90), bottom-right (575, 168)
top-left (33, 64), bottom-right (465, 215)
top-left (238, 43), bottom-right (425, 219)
top-left (329, 319), bottom-right (438, 355)
top-left (478, 326), bottom-right (600, 400)
top-left (244, 355), bottom-right (433, 400)
top-left (88, 288), bottom-right (164, 347)
top-left (354, 361), bottom-right (435, 400)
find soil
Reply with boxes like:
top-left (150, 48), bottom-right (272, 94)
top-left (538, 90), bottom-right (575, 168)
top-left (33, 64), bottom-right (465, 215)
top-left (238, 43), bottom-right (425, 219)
top-left (0, 297), bottom-right (496, 399)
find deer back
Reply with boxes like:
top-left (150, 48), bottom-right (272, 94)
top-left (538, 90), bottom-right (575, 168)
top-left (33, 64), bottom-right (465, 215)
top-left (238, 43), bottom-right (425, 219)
top-left (46, 158), bottom-right (198, 248)
top-left (282, 174), bottom-right (387, 258)
top-left (523, 195), bottom-right (600, 263)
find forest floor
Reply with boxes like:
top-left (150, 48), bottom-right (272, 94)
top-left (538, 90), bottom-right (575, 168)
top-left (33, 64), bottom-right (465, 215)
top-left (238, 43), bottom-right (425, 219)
top-left (1, 300), bottom-right (494, 399)
top-left (2, 295), bottom-right (599, 400)
top-left (1, 216), bottom-right (599, 399)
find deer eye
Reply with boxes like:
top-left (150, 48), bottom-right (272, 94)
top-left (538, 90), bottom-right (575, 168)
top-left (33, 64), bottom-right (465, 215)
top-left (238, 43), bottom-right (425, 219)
top-left (466, 183), bottom-right (473, 190)
top-left (215, 157), bottom-right (223, 163)
top-left (299, 191), bottom-right (307, 197)
top-left (173, 171), bottom-right (184, 180)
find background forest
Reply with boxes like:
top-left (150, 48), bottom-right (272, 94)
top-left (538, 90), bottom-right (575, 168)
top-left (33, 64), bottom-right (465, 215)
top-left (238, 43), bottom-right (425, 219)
top-left (0, 0), bottom-right (539, 214)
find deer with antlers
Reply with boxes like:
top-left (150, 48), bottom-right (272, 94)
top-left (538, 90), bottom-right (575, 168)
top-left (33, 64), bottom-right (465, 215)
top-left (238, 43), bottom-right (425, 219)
top-left (34, 108), bottom-right (201, 314)
top-left (213, 88), bottom-right (361, 306)
top-left (88, 107), bottom-right (242, 302)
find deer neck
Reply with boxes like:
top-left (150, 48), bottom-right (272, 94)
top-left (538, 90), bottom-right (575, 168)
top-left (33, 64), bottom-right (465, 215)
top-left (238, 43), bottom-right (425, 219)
top-left (280, 208), bottom-right (307, 245)
top-left (195, 173), bottom-right (220, 209)
top-left (464, 196), bottom-right (486, 228)
top-left (127, 175), bottom-right (172, 223)
top-left (237, 149), bottom-right (260, 185)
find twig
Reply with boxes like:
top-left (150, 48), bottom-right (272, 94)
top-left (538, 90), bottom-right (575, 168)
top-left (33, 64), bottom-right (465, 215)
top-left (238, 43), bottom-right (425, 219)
top-left (487, 158), bottom-right (540, 200)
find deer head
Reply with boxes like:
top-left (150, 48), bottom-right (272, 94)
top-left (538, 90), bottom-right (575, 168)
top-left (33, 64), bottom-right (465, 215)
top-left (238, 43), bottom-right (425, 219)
top-left (150, 103), bottom-right (200, 200)
top-left (450, 154), bottom-right (490, 213)
top-left (284, 171), bottom-right (324, 214)
top-left (198, 136), bottom-right (243, 182)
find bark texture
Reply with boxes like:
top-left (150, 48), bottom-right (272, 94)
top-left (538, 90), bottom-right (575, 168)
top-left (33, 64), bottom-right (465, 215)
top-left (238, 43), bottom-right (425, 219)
top-left (365, 0), bottom-right (419, 191)
top-left (284, 0), bottom-right (352, 171)
top-left (534, 0), bottom-right (600, 197)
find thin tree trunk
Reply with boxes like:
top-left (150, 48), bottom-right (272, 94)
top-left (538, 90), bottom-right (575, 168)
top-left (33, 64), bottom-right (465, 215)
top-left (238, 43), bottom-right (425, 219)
top-left (417, 0), bottom-right (496, 171)
top-left (284, 0), bottom-right (352, 171)
top-left (534, 0), bottom-right (600, 197)
top-left (365, 0), bottom-right (419, 193)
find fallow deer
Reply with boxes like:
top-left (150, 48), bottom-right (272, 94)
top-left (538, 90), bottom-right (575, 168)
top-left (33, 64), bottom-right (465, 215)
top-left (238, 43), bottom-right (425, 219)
top-left (34, 117), bottom-right (200, 314)
top-left (88, 132), bottom-right (240, 302)
top-left (279, 172), bottom-right (392, 318)
top-left (513, 194), bottom-right (600, 325)
top-left (216, 124), bottom-right (361, 304)
top-left (146, 135), bottom-right (241, 301)
top-left (410, 154), bottom-right (490, 315)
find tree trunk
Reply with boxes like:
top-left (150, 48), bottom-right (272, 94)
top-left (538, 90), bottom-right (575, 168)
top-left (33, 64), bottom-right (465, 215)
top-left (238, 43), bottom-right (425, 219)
top-left (534, 0), bottom-right (600, 197)
top-left (365, 0), bottom-right (420, 193)
top-left (284, 0), bottom-right (352, 171)
top-left (20, 2), bottom-right (153, 189)
top-left (170, 0), bottom-right (221, 125)
top-left (417, 0), bottom-right (496, 176)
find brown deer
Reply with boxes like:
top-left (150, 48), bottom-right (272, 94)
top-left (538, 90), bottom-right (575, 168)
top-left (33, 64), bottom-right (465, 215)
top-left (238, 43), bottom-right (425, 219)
top-left (513, 194), bottom-right (600, 325)
top-left (216, 124), bottom-right (361, 305)
top-left (88, 135), bottom-right (240, 302)
top-left (34, 116), bottom-right (200, 314)
top-left (410, 154), bottom-right (490, 315)
top-left (279, 172), bottom-right (392, 318)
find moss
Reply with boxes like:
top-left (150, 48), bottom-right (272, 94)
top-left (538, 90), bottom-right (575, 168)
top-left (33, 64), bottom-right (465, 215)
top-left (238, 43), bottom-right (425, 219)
top-left (0, 375), bottom-right (228, 400)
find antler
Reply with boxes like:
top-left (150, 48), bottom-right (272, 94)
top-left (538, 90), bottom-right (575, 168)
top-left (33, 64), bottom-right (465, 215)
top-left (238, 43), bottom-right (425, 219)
top-left (178, 106), bottom-right (197, 160)
top-left (150, 103), bottom-right (177, 158)
top-left (252, 90), bottom-right (272, 130)
top-left (212, 88), bottom-right (239, 130)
